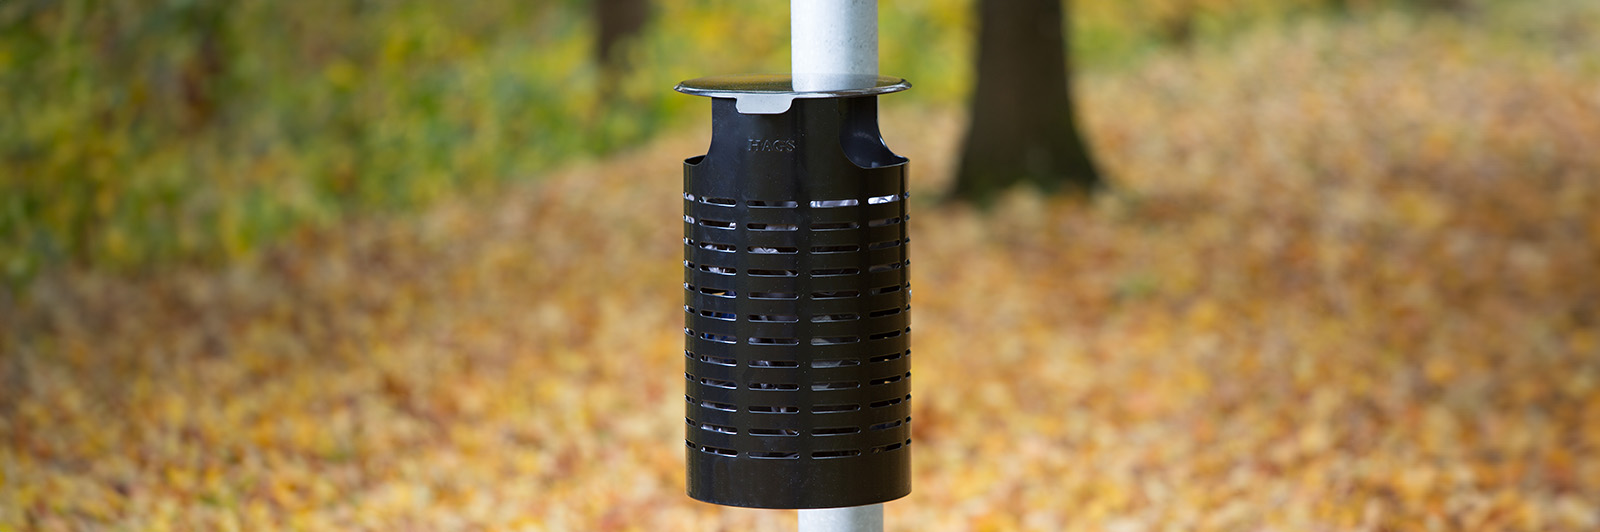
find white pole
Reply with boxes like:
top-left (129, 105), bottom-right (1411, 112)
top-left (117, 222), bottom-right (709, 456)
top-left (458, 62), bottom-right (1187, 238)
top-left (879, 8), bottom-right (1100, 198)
top-left (791, 0), bottom-right (878, 91)
top-left (799, 505), bottom-right (883, 532)
top-left (791, 2), bottom-right (886, 530)
top-left (791, 1), bottom-right (886, 529)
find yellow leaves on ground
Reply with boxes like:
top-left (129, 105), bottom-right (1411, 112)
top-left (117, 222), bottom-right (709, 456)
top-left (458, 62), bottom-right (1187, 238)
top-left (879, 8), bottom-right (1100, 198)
top-left (5, 8), bottom-right (1600, 532)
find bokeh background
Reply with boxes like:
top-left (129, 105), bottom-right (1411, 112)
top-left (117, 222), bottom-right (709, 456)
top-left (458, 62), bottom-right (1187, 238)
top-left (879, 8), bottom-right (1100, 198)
top-left (3, 0), bottom-right (1598, 530)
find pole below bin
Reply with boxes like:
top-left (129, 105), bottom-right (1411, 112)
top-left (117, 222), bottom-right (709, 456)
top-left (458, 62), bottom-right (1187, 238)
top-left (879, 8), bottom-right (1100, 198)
top-left (800, 505), bottom-right (882, 532)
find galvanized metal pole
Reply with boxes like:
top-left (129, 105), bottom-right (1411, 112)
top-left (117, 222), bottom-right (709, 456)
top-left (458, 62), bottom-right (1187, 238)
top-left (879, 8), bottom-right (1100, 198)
top-left (792, 0), bottom-right (878, 91)
top-left (792, 2), bottom-right (885, 530)
top-left (800, 505), bottom-right (883, 532)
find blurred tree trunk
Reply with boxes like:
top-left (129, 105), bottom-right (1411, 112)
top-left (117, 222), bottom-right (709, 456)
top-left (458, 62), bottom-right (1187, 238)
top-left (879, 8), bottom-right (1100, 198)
top-left (1152, 0), bottom-right (1200, 49)
top-left (177, 3), bottom-right (231, 133)
top-left (594, 0), bottom-right (649, 69)
top-left (593, 0), bottom-right (649, 105)
top-left (951, 0), bottom-right (1104, 203)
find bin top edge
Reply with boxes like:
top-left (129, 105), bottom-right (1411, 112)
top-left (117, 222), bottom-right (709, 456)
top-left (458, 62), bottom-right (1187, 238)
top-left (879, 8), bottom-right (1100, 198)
top-left (675, 73), bottom-right (910, 99)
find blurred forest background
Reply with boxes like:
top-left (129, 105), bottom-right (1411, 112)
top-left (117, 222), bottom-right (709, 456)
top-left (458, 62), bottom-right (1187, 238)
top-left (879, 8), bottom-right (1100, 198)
top-left (4, 0), bottom-right (1599, 530)
top-left (0, 0), bottom-right (1511, 284)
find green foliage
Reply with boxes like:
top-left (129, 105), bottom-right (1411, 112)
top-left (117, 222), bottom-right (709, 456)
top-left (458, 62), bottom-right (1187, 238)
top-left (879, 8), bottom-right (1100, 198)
top-left (3, 1), bottom-right (604, 282)
top-left (0, 0), bottom-right (1459, 287)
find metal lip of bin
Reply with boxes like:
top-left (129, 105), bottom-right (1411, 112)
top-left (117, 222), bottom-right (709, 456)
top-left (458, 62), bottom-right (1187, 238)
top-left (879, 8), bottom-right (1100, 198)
top-left (675, 73), bottom-right (909, 114)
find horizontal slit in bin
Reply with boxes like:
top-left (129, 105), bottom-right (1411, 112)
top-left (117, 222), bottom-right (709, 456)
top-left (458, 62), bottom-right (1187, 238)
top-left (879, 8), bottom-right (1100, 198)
top-left (750, 405), bottom-right (800, 414)
top-left (869, 352), bottom-right (905, 363)
top-left (869, 420), bottom-right (903, 431)
top-left (699, 354), bottom-right (736, 366)
top-left (870, 375), bottom-right (904, 386)
top-left (699, 287), bottom-right (735, 298)
top-left (700, 197), bottom-right (736, 206)
top-left (750, 428), bottom-right (800, 436)
top-left (812, 313), bottom-right (860, 323)
top-left (701, 400), bottom-right (737, 412)
top-left (869, 330), bottom-right (903, 340)
top-left (871, 285), bottom-right (904, 295)
top-left (749, 451), bottom-right (800, 459)
top-left (700, 377), bottom-right (737, 389)
top-left (811, 268), bottom-right (860, 277)
top-left (700, 332), bottom-right (736, 344)
top-left (699, 219), bottom-right (735, 229)
top-left (684, 350), bottom-right (695, 360)
top-left (683, 283), bottom-right (695, 291)
top-left (684, 260), bottom-right (696, 269)
top-left (749, 268), bottom-right (799, 277)
top-left (813, 381), bottom-right (861, 390)
top-left (700, 422), bottom-right (738, 435)
top-left (812, 359), bottom-right (860, 368)
top-left (812, 290), bottom-right (860, 299)
top-left (811, 199), bottom-right (859, 207)
top-left (700, 445), bottom-right (738, 457)
top-left (749, 246), bottom-right (798, 254)
top-left (749, 337), bottom-right (799, 345)
top-left (749, 314), bottom-right (799, 323)
top-left (868, 194), bottom-right (902, 204)
top-left (683, 192), bottom-right (696, 201)
top-left (751, 359), bottom-right (800, 367)
top-left (812, 336), bottom-right (860, 346)
top-left (811, 245), bottom-right (860, 253)
top-left (813, 404), bottom-right (861, 413)
top-left (869, 239), bottom-right (904, 250)
top-left (685, 372), bottom-right (694, 381)
top-left (868, 216), bottom-right (903, 227)
top-left (699, 264), bottom-right (736, 275)
top-left (813, 450), bottom-right (861, 459)
top-left (869, 307), bottom-right (904, 318)
top-left (749, 200), bottom-right (798, 208)
top-left (813, 427), bottom-right (861, 436)
top-left (869, 397), bottom-right (904, 408)
top-left (750, 382), bottom-right (800, 391)
top-left (683, 327), bottom-right (694, 336)
top-left (870, 442), bottom-right (904, 453)
top-left (748, 223), bottom-right (799, 231)
top-left (868, 261), bottom-right (906, 273)
top-left (699, 241), bottom-right (736, 252)
top-left (700, 310), bottom-right (736, 321)
top-left (684, 214), bottom-right (697, 224)
top-left (750, 291), bottom-right (798, 300)
top-left (810, 221), bottom-right (859, 230)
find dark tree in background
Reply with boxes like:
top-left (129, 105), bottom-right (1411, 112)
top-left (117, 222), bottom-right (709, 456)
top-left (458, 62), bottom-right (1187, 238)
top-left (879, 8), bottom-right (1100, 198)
top-left (952, 0), bottom-right (1103, 203)
top-left (593, 0), bottom-right (650, 69)
top-left (593, 0), bottom-right (650, 105)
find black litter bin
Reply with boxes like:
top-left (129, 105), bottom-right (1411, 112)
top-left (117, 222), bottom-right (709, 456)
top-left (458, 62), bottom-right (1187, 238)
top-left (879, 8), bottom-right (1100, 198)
top-left (676, 74), bottom-right (913, 509)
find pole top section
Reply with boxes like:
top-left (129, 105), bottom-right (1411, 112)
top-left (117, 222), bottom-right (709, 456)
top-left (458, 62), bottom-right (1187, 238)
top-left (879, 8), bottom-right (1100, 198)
top-left (674, 74), bottom-right (909, 114)
top-left (792, 0), bottom-right (878, 91)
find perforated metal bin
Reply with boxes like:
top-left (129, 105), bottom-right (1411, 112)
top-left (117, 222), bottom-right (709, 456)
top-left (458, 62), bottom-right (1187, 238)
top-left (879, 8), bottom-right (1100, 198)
top-left (676, 74), bottom-right (912, 510)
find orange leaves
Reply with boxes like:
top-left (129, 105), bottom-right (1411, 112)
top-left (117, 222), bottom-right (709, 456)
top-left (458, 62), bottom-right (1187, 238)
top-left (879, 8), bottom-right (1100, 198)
top-left (5, 4), bottom-right (1600, 531)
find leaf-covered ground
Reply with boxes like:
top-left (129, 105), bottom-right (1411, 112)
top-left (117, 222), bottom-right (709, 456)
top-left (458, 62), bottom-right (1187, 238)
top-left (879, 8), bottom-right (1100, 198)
top-left (4, 9), bottom-right (1599, 532)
